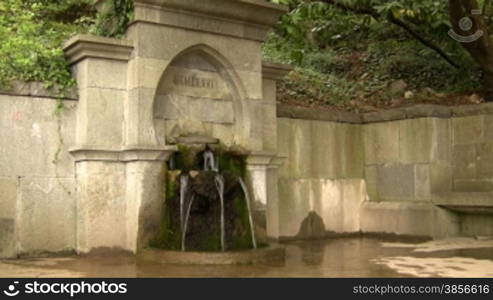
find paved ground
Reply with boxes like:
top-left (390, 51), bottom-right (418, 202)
top-left (0, 237), bottom-right (492, 278)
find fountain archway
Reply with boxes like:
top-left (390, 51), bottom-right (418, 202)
top-left (153, 45), bottom-right (250, 148)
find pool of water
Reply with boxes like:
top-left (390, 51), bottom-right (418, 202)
top-left (1, 237), bottom-right (492, 277)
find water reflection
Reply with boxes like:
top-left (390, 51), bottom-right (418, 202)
top-left (1, 237), bottom-right (492, 278)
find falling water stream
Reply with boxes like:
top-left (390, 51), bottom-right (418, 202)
top-left (179, 147), bottom-right (257, 252)
top-left (239, 177), bottom-right (257, 249)
top-left (214, 174), bottom-right (226, 251)
top-left (179, 174), bottom-right (189, 234)
top-left (181, 195), bottom-right (195, 251)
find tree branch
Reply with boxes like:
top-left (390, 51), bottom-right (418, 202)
top-left (319, 0), bottom-right (460, 68)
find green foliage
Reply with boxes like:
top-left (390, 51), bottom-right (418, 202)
top-left (0, 0), bottom-right (134, 92)
top-left (265, 0), bottom-right (488, 107)
top-left (90, 0), bottom-right (134, 37)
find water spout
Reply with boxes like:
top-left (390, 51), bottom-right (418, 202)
top-left (181, 194), bottom-right (195, 251)
top-left (215, 174), bottom-right (226, 251)
top-left (179, 174), bottom-right (189, 234)
top-left (203, 148), bottom-right (218, 172)
top-left (239, 178), bottom-right (257, 249)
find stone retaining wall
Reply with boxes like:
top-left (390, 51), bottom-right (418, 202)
top-left (277, 103), bottom-right (493, 240)
top-left (2, 89), bottom-right (493, 258)
top-left (0, 92), bottom-right (77, 258)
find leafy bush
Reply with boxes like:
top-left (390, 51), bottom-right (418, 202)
top-left (0, 0), bottom-right (133, 92)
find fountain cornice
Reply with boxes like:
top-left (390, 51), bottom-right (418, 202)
top-left (97, 0), bottom-right (289, 42)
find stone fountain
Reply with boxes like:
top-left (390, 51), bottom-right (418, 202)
top-left (61, 0), bottom-right (290, 263)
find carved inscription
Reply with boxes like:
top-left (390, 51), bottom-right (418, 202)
top-left (173, 74), bottom-right (217, 89)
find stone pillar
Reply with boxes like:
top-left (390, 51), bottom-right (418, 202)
top-left (64, 35), bottom-right (176, 253)
top-left (63, 35), bottom-right (133, 147)
top-left (246, 152), bottom-right (276, 243)
top-left (258, 63), bottom-right (291, 241)
top-left (70, 147), bottom-right (173, 253)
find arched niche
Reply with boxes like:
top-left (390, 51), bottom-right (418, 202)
top-left (153, 45), bottom-right (249, 147)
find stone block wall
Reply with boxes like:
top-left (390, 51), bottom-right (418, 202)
top-left (0, 89), bottom-right (78, 258)
top-left (276, 104), bottom-right (493, 240)
top-left (452, 114), bottom-right (493, 192)
top-left (276, 106), bottom-right (366, 239)
top-left (363, 117), bottom-right (452, 202)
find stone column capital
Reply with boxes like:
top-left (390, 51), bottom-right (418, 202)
top-left (246, 151), bottom-right (287, 169)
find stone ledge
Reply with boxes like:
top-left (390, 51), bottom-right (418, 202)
top-left (128, 0), bottom-right (287, 42)
top-left (262, 62), bottom-right (292, 80)
top-left (433, 193), bottom-right (493, 214)
top-left (277, 103), bottom-right (493, 123)
top-left (69, 145), bottom-right (177, 162)
top-left (63, 34), bottom-right (134, 65)
top-left (277, 104), bottom-right (361, 124)
top-left (133, 0), bottom-right (287, 27)
top-left (138, 244), bottom-right (285, 265)
top-left (0, 81), bottom-right (78, 100)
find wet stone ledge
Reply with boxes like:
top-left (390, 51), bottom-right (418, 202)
top-left (277, 103), bottom-right (493, 123)
top-left (0, 81), bottom-right (78, 100)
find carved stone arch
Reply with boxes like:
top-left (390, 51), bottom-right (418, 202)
top-left (153, 44), bottom-right (250, 148)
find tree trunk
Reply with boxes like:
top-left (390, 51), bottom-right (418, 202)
top-left (449, 0), bottom-right (493, 94)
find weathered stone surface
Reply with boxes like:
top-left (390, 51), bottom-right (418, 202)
top-left (453, 144), bottom-right (477, 180)
top-left (262, 62), bottom-right (292, 82)
top-left (127, 57), bottom-right (169, 90)
top-left (77, 87), bottom-right (124, 146)
top-left (461, 214), bottom-right (493, 237)
top-left (74, 58), bottom-right (128, 90)
top-left (342, 179), bottom-right (366, 232)
top-left (0, 219), bottom-right (15, 258)
top-left (0, 96), bottom-right (76, 178)
top-left (76, 161), bottom-right (126, 253)
top-left (399, 119), bottom-right (433, 164)
top-left (0, 177), bottom-right (17, 219)
top-left (454, 180), bottom-right (493, 192)
top-left (451, 103), bottom-right (493, 117)
top-left (266, 168), bottom-right (281, 239)
top-left (342, 124), bottom-right (364, 178)
top-left (276, 104), bottom-right (361, 123)
top-left (364, 122), bottom-right (399, 165)
top-left (310, 121), bottom-right (342, 179)
top-left (132, 0), bottom-right (287, 43)
top-left (364, 166), bottom-right (378, 201)
top-left (452, 115), bottom-right (483, 145)
top-left (129, 22), bottom-right (263, 76)
top-left (125, 161), bottom-right (166, 251)
top-left (430, 164), bottom-right (452, 194)
top-left (404, 104), bottom-right (451, 119)
top-left (476, 142), bottom-right (493, 178)
top-left (313, 179), bottom-right (343, 233)
top-left (483, 115), bottom-right (493, 142)
top-left (376, 164), bottom-right (415, 200)
top-left (278, 179), bottom-right (311, 237)
top-left (0, 81), bottom-right (78, 100)
top-left (362, 109), bottom-right (406, 123)
top-left (18, 177), bottom-right (76, 254)
top-left (63, 34), bottom-right (133, 65)
top-left (262, 103), bottom-right (278, 152)
top-left (289, 120), bottom-right (312, 178)
top-left (414, 164), bottom-right (431, 199)
top-left (360, 201), bottom-right (458, 238)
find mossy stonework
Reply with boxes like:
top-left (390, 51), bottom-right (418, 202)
top-left (1, 0), bottom-right (493, 260)
top-left (152, 146), bottom-right (257, 252)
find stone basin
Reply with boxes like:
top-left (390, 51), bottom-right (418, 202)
top-left (139, 245), bottom-right (285, 265)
